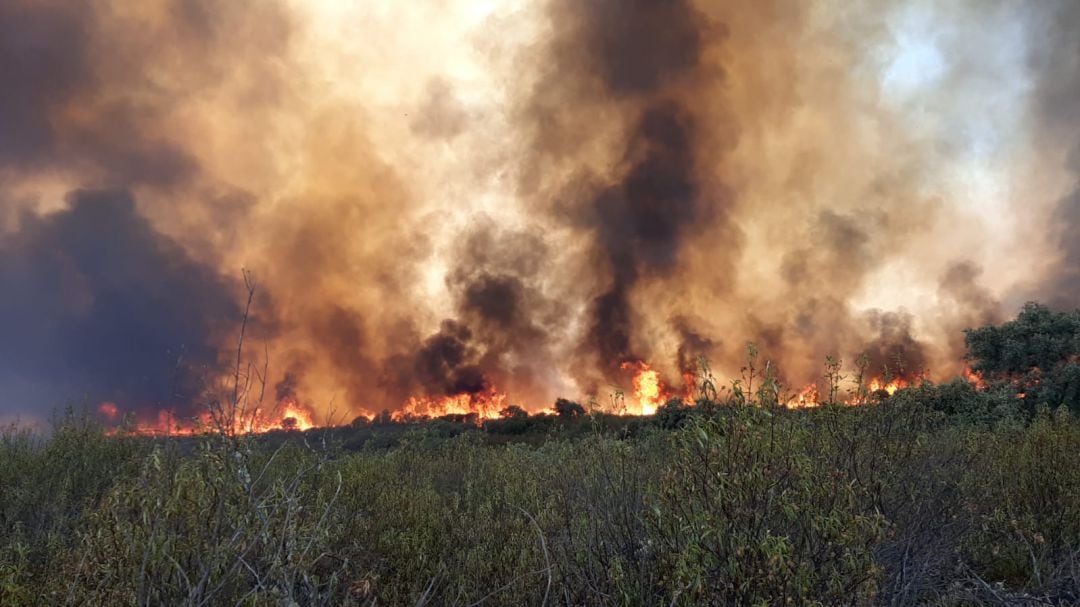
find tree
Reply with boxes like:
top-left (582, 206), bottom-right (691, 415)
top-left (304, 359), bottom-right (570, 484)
top-left (965, 302), bottom-right (1080, 412)
top-left (500, 405), bottom-right (528, 420)
top-left (554, 398), bottom-right (585, 419)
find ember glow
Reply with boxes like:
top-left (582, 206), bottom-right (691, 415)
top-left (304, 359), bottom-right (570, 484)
top-left (1, 0), bottom-right (1078, 427)
top-left (97, 402), bottom-right (119, 421)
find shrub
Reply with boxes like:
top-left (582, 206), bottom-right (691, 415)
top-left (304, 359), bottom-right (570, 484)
top-left (554, 398), bottom-right (586, 420)
top-left (652, 408), bottom-right (886, 605)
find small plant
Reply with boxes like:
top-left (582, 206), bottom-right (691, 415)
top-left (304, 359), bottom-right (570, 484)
top-left (853, 352), bottom-right (870, 404)
top-left (741, 341), bottom-right (760, 403)
top-left (824, 355), bottom-right (845, 405)
top-left (755, 359), bottom-right (782, 408)
top-left (696, 356), bottom-right (719, 403)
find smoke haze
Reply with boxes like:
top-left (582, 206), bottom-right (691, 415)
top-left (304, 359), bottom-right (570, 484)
top-left (1, 0), bottom-right (1077, 420)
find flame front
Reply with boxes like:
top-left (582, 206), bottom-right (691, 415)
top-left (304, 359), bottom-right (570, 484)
top-left (100, 364), bottom-right (990, 434)
top-left (867, 378), bottom-right (909, 396)
top-left (786, 384), bottom-right (820, 409)
top-left (394, 389), bottom-right (507, 423)
top-left (107, 398), bottom-right (318, 436)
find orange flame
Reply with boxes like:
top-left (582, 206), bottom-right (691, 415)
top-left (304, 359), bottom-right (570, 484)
top-left (786, 384), bottom-right (820, 408)
top-left (275, 399), bottom-right (315, 432)
top-left (963, 367), bottom-right (987, 390)
top-left (393, 388), bottom-right (506, 423)
top-left (620, 360), bottom-right (677, 415)
top-left (101, 361), bottom-right (991, 433)
top-left (867, 377), bottom-right (908, 395)
top-left (106, 397), bottom-right (318, 436)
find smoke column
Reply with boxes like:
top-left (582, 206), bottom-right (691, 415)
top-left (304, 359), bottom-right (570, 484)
top-left (0, 0), bottom-right (1077, 422)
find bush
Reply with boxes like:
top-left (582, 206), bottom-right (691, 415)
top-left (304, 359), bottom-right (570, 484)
top-left (965, 302), bottom-right (1080, 413)
top-left (654, 397), bottom-right (691, 429)
top-left (554, 398), bottom-right (585, 420)
top-left (652, 408), bottom-right (886, 605)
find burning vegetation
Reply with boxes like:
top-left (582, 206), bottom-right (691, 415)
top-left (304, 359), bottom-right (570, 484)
top-left (91, 299), bottom-right (1076, 436)
top-left (3, 0), bottom-right (1080, 603)
top-left (3, 304), bottom-right (1080, 605)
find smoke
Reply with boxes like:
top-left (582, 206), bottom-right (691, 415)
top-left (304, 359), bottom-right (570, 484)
top-left (0, 0), bottom-right (1077, 419)
top-left (0, 190), bottom-right (238, 414)
top-left (1028, 1), bottom-right (1080, 307)
top-left (519, 0), bottom-right (738, 390)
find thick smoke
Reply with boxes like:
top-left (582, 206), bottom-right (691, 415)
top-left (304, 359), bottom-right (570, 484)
top-left (0, 0), bottom-right (1077, 420)
top-left (0, 190), bottom-right (238, 414)
top-left (584, 104), bottom-right (710, 365)
top-left (520, 0), bottom-right (738, 391)
top-left (1030, 1), bottom-right (1080, 308)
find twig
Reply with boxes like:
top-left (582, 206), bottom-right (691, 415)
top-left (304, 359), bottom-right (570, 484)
top-left (521, 507), bottom-right (553, 607)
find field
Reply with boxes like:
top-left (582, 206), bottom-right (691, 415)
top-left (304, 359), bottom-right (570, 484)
top-left (1, 393), bottom-right (1078, 606)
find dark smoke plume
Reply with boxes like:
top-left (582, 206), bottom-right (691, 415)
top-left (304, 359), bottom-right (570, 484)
top-left (526, 0), bottom-right (737, 388)
top-left (0, 190), bottom-right (238, 414)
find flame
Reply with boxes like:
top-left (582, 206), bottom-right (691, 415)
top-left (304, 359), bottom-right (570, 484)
top-left (784, 377), bottom-right (910, 409)
top-left (867, 377), bottom-right (908, 396)
top-left (963, 366), bottom-right (987, 390)
top-left (393, 388), bottom-right (507, 423)
top-left (786, 384), bottom-right (820, 409)
top-left (100, 362), bottom-right (995, 434)
top-left (275, 399), bottom-right (315, 432)
top-left (681, 370), bottom-right (698, 401)
top-left (106, 397), bottom-right (318, 436)
top-left (620, 360), bottom-right (678, 415)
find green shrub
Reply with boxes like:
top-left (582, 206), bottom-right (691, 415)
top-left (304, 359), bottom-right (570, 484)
top-left (652, 408), bottom-right (886, 606)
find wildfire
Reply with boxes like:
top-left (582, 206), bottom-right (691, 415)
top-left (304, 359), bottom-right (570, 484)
top-left (783, 376), bottom-right (914, 409)
top-left (275, 399), bottom-right (316, 432)
top-left (103, 397), bottom-right (318, 436)
top-left (394, 389), bottom-right (507, 423)
top-left (867, 377), bottom-right (908, 395)
top-left (97, 401), bottom-right (119, 420)
top-left (620, 360), bottom-right (677, 415)
top-left (786, 384), bottom-right (820, 408)
top-left (963, 367), bottom-right (987, 390)
top-left (98, 365), bottom-right (991, 434)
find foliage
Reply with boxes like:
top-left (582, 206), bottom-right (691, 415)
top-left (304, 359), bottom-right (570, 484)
top-left (653, 408), bottom-right (886, 605)
top-left (554, 398), bottom-right (586, 419)
top-left (966, 302), bottom-right (1080, 413)
top-left (2, 402), bottom-right (1079, 606)
top-left (654, 397), bottom-right (691, 429)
